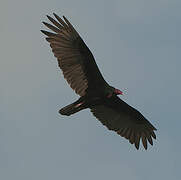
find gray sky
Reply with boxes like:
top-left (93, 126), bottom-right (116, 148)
top-left (1, 0), bottom-right (181, 179)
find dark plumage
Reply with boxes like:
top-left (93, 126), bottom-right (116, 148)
top-left (41, 13), bottom-right (157, 150)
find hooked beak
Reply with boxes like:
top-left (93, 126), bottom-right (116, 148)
top-left (115, 89), bottom-right (123, 95)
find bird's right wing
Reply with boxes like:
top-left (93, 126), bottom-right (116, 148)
top-left (91, 96), bottom-right (157, 150)
top-left (41, 14), bottom-right (107, 96)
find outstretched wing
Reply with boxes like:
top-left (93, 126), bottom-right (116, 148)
top-left (41, 13), bottom-right (107, 96)
top-left (91, 96), bottom-right (157, 150)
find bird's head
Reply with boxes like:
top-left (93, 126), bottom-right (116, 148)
top-left (107, 86), bottom-right (123, 98)
top-left (114, 88), bottom-right (123, 95)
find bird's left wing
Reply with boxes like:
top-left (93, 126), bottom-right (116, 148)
top-left (41, 14), bottom-right (107, 96)
top-left (90, 96), bottom-right (157, 150)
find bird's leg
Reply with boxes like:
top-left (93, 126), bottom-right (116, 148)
top-left (75, 102), bottom-right (84, 108)
top-left (75, 97), bottom-right (100, 108)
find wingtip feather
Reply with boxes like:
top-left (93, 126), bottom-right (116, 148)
top-left (142, 135), bottom-right (148, 150)
top-left (53, 12), bottom-right (58, 17)
top-left (135, 143), bottom-right (139, 150)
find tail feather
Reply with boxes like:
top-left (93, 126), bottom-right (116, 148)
top-left (59, 96), bottom-right (102, 116)
top-left (59, 101), bottom-right (85, 116)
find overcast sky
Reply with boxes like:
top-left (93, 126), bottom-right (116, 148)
top-left (1, 0), bottom-right (181, 179)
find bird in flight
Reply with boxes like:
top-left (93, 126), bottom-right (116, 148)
top-left (41, 13), bottom-right (156, 150)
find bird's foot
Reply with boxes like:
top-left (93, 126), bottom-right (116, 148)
top-left (75, 102), bottom-right (84, 108)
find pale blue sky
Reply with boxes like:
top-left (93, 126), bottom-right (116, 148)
top-left (1, 0), bottom-right (181, 179)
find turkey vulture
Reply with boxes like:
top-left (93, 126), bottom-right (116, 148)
top-left (41, 13), bottom-right (157, 150)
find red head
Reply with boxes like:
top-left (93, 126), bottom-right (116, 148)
top-left (114, 88), bottom-right (123, 95)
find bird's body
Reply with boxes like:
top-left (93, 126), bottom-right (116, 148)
top-left (41, 13), bottom-right (157, 150)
